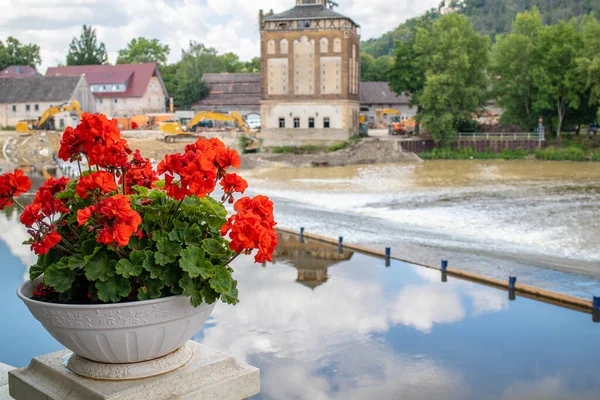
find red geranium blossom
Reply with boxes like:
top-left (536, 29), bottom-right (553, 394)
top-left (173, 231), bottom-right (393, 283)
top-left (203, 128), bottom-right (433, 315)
top-left (121, 150), bottom-right (158, 194)
top-left (77, 194), bottom-right (142, 247)
top-left (221, 195), bottom-right (277, 263)
top-left (76, 171), bottom-right (117, 199)
top-left (0, 169), bottom-right (31, 210)
top-left (58, 113), bottom-right (131, 168)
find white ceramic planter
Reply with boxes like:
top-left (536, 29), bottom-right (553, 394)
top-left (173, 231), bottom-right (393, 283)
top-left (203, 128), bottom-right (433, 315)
top-left (17, 277), bottom-right (216, 364)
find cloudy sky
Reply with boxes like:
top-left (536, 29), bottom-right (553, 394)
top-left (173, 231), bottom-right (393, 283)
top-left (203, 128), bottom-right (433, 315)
top-left (0, 0), bottom-right (439, 73)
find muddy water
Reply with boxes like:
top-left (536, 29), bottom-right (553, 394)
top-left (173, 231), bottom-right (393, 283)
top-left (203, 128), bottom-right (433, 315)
top-left (244, 160), bottom-right (600, 297)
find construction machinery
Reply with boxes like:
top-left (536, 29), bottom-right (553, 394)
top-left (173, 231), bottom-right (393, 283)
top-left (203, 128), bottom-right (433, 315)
top-left (160, 111), bottom-right (251, 139)
top-left (16, 100), bottom-right (82, 134)
top-left (375, 109), bottom-right (400, 129)
top-left (159, 111), bottom-right (261, 151)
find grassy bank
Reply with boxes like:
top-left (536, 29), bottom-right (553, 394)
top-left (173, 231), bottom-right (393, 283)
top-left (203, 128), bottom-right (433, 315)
top-left (420, 146), bottom-right (600, 162)
top-left (268, 136), bottom-right (361, 155)
top-left (420, 147), bottom-right (530, 160)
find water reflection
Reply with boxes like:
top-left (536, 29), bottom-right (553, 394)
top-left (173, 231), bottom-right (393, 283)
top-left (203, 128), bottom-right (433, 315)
top-left (2, 213), bottom-right (599, 398)
top-left (195, 233), bottom-right (598, 399)
top-left (273, 232), bottom-right (353, 290)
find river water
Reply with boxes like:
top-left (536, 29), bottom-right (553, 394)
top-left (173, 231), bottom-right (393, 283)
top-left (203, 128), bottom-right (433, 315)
top-left (244, 160), bottom-right (600, 298)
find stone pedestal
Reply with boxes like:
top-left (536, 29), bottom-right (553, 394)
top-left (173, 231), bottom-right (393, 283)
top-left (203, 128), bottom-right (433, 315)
top-left (8, 342), bottom-right (260, 400)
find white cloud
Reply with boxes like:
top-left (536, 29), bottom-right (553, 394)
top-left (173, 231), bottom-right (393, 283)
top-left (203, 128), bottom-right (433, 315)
top-left (0, 0), bottom-right (439, 72)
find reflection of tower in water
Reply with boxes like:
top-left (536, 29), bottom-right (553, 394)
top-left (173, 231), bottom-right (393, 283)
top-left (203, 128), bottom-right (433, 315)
top-left (273, 232), bottom-right (353, 290)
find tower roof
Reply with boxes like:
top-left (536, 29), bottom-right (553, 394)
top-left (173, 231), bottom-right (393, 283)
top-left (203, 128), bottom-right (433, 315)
top-left (264, 4), bottom-right (359, 26)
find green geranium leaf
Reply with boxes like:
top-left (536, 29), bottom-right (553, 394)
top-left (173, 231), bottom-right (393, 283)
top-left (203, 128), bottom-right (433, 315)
top-left (179, 276), bottom-right (204, 307)
top-left (84, 251), bottom-right (115, 282)
top-left (130, 250), bottom-right (147, 266)
top-left (183, 225), bottom-right (203, 247)
top-left (179, 246), bottom-right (214, 279)
top-left (201, 285), bottom-right (219, 305)
top-left (128, 236), bottom-right (152, 251)
top-left (132, 186), bottom-right (150, 196)
top-left (81, 239), bottom-right (102, 258)
top-left (168, 230), bottom-right (180, 242)
top-left (202, 239), bottom-right (228, 257)
top-left (29, 263), bottom-right (45, 280)
top-left (96, 276), bottom-right (132, 303)
top-left (157, 237), bottom-right (182, 257)
top-left (155, 252), bottom-right (175, 266)
top-left (153, 180), bottom-right (166, 189)
top-left (116, 259), bottom-right (142, 278)
top-left (162, 264), bottom-right (183, 287)
top-left (68, 254), bottom-right (86, 271)
top-left (44, 265), bottom-right (76, 293)
top-left (137, 278), bottom-right (164, 301)
top-left (142, 251), bottom-right (163, 279)
top-left (55, 188), bottom-right (75, 200)
top-left (210, 266), bottom-right (232, 294)
top-left (221, 279), bottom-right (239, 305)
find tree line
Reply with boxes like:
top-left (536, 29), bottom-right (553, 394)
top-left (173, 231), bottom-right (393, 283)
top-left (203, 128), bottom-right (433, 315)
top-left (388, 8), bottom-right (600, 146)
top-left (1, 25), bottom-right (260, 109)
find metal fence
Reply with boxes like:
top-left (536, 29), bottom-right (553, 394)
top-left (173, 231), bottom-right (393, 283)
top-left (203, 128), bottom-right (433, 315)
top-left (458, 132), bottom-right (543, 141)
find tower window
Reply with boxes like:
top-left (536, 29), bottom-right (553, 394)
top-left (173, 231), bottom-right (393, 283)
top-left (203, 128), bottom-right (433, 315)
top-left (26, 104), bottom-right (30, 111)
top-left (279, 118), bottom-right (286, 128)
top-left (34, 104), bottom-right (39, 111)
top-left (294, 118), bottom-right (300, 128)
top-left (11, 105), bottom-right (16, 112)
top-left (308, 118), bottom-right (315, 128)
top-left (323, 118), bottom-right (330, 128)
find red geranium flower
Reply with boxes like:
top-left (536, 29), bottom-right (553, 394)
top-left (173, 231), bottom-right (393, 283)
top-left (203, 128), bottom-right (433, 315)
top-left (76, 171), bottom-right (117, 199)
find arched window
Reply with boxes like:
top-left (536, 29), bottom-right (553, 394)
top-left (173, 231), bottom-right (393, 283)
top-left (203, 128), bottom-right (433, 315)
top-left (320, 37), bottom-right (329, 53)
top-left (280, 39), bottom-right (288, 54)
top-left (333, 37), bottom-right (342, 53)
top-left (267, 39), bottom-right (275, 55)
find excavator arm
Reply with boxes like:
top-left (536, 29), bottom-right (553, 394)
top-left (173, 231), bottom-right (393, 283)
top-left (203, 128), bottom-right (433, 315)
top-left (185, 111), bottom-right (251, 134)
top-left (37, 100), bottom-right (82, 129)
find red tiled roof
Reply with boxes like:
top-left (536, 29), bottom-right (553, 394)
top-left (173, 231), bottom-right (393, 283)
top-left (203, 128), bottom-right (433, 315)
top-left (82, 70), bottom-right (133, 85)
top-left (45, 63), bottom-right (164, 98)
top-left (0, 65), bottom-right (40, 78)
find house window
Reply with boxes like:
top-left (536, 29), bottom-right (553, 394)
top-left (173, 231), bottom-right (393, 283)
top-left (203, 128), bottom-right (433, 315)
top-left (11, 105), bottom-right (16, 112)
top-left (59, 119), bottom-right (65, 128)
top-left (26, 104), bottom-right (30, 111)
top-left (293, 118), bottom-right (300, 128)
top-left (34, 104), bottom-right (39, 111)
top-left (114, 99), bottom-right (118, 104)
top-left (102, 85), bottom-right (107, 91)
top-left (308, 118), bottom-right (315, 128)
top-left (323, 117), bottom-right (330, 128)
top-left (97, 98), bottom-right (103, 104)
top-left (279, 118), bottom-right (286, 128)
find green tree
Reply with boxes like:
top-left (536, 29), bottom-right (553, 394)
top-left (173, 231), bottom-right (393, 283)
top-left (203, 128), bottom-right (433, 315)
top-left (360, 54), bottom-right (394, 81)
top-left (0, 37), bottom-right (41, 70)
top-left (490, 8), bottom-right (543, 130)
top-left (116, 37), bottom-right (170, 65)
top-left (532, 20), bottom-right (584, 141)
top-left (66, 25), bottom-right (108, 66)
top-left (415, 13), bottom-right (490, 146)
top-left (242, 57), bottom-right (261, 72)
top-left (577, 14), bottom-right (600, 121)
top-left (389, 11), bottom-right (438, 135)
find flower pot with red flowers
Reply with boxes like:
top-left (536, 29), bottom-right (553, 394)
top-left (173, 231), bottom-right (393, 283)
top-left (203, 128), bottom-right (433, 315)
top-left (6, 113), bottom-right (277, 380)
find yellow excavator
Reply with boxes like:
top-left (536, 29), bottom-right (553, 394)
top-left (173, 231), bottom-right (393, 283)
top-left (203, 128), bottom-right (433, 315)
top-left (159, 111), bottom-right (260, 151)
top-left (16, 100), bottom-right (82, 134)
top-left (375, 109), bottom-right (400, 129)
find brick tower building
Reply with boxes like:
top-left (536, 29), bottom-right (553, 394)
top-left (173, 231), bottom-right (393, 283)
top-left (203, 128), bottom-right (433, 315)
top-left (259, 0), bottom-right (361, 146)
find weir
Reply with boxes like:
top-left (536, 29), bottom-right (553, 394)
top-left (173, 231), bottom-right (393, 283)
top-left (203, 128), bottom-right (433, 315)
top-left (277, 227), bottom-right (596, 315)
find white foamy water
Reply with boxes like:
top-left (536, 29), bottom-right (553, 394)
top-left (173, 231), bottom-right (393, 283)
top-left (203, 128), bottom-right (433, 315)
top-left (243, 160), bottom-right (600, 297)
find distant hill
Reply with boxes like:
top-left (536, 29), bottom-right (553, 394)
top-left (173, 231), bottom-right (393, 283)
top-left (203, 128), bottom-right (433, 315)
top-left (361, 0), bottom-right (600, 58)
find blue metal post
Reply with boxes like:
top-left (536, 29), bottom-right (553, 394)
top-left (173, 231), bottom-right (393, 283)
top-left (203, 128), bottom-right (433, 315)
top-left (300, 227), bottom-right (304, 242)
top-left (441, 260), bottom-right (448, 272)
top-left (338, 237), bottom-right (343, 254)
top-left (385, 247), bottom-right (391, 267)
top-left (509, 276), bottom-right (517, 290)
top-left (593, 297), bottom-right (600, 312)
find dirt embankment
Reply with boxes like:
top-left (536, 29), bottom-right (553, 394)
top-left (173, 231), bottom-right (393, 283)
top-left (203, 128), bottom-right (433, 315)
top-left (239, 138), bottom-right (421, 169)
top-left (0, 130), bottom-right (421, 170)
